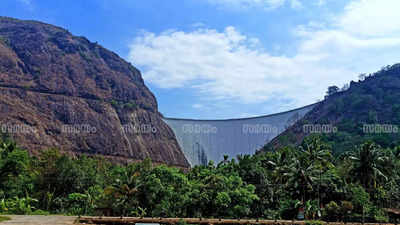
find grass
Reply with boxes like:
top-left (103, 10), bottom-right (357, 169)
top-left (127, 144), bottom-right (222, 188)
top-left (0, 215), bottom-right (11, 222)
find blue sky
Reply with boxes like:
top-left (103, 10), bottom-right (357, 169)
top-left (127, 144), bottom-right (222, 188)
top-left (2, 0), bottom-right (400, 119)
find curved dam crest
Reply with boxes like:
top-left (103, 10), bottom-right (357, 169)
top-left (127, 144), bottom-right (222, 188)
top-left (163, 104), bottom-right (316, 166)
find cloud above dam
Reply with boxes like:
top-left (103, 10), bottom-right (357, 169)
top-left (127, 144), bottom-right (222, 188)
top-left (128, 0), bottom-right (400, 117)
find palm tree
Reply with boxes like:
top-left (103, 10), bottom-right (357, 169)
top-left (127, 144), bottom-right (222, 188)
top-left (345, 141), bottom-right (390, 189)
top-left (286, 156), bottom-right (318, 203)
top-left (266, 147), bottom-right (296, 185)
top-left (104, 165), bottom-right (142, 216)
top-left (299, 137), bottom-right (335, 209)
top-left (299, 137), bottom-right (333, 169)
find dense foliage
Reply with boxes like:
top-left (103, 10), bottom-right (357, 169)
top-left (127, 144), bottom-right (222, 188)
top-left (1, 136), bottom-right (400, 222)
top-left (268, 64), bottom-right (400, 155)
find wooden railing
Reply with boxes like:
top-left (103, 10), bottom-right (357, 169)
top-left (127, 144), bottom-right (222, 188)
top-left (77, 217), bottom-right (399, 225)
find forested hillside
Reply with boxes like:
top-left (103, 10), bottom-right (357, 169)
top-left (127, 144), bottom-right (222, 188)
top-left (1, 137), bottom-right (400, 222)
top-left (267, 64), bottom-right (400, 155)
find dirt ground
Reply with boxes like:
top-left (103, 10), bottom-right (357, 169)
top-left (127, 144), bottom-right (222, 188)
top-left (0, 215), bottom-right (77, 225)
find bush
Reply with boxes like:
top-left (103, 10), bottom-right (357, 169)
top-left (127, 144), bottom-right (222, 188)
top-left (0, 216), bottom-right (11, 222)
top-left (375, 215), bottom-right (389, 223)
top-left (350, 185), bottom-right (371, 214)
top-left (305, 200), bottom-right (320, 220)
top-left (369, 206), bottom-right (388, 223)
top-left (30, 209), bottom-right (50, 215)
top-left (110, 100), bottom-right (119, 108)
top-left (0, 36), bottom-right (10, 47)
top-left (341, 201), bottom-right (353, 213)
top-left (279, 199), bottom-right (301, 220)
top-left (123, 101), bottom-right (137, 110)
top-left (0, 196), bottom-right (38, 215)
top-left (323, 201), bottom-right (340, 221)
top-left (65, 193), bottom-right (90, 215)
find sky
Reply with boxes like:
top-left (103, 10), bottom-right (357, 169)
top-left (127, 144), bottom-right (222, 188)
top-left (2, 0), bottom-right (400, 119)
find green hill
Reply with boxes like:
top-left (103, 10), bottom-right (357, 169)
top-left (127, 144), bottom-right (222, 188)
top-left (266, 63), bottom-right (400, 154)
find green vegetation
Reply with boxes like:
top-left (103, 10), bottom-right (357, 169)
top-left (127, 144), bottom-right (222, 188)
top-left (0, 215), bottom-right (11, 222)
top-left (266, 64), bottom-right (400, 155)
top-left (1, 136), bottom-right (400, 222)
top-left (110, 100), bottom-right (137, 110)
top-left (322, 65), bottom-right (400, 153)
top-left (0, 35), bottom-right (10, 47)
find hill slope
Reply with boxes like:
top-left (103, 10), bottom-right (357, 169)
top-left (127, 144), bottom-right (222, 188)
top-left (266, 64), bottom-right (400, 154)
top-left (0, 17), bottom-right (189, 167)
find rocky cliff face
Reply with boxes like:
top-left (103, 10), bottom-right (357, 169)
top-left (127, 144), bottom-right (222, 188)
top-left (0, 17), bottom-right (189, 167)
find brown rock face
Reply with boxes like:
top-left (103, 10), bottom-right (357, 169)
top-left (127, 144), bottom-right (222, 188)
top-left (0, 17), bottom-right (189, 167)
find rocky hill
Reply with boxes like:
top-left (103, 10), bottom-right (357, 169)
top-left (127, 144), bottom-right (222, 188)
top-left (266, 64), bottom-right (400, 154)
top-left (0, 17), bottom-right (189, 167)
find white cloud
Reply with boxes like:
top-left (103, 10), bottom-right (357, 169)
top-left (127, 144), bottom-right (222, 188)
top-left (128, 0), bottom-right (400, 113)
top-left (207, 0), bottom-right (302, 10)
top-left (192, 104), bottom-right (204, 109)
top-left (295, 0), bottom-right (400, 71)
top-left (337, 0), bottom-right (400, 37)
top-left (129, 27), bottom-right (346, 108)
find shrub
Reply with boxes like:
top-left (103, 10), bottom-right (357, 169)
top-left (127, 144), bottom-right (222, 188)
top-left (262, 209), bottom-right (279, 220)
top-left (110, 100), bottom-right (119, 108)
top-left (369, 206), bottom-right (388, 223)
top-left (30, 209), bottom-right (50, 215)
top-left (323, 201), bottom-right (340, 221)
top-left (350, 185), bottom-right (371, 214)
top-left (0, 216), bottom-right (11, 222)
top-left (279, 199), bottom-right (301, 220)
top-left (341, 201), bottom-right (353, 213)
top-left (0, 196), bottom-right (38, 215)
top-left (123, 101), bottom-right (137, 110)
top-left (305, 200), bottom-right (320, 220)
top-left (0, 36), bottom-right (10, 47)
top-left (65, 193), bottom-right (90, 215)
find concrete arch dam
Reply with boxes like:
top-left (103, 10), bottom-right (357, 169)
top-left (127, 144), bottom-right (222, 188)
top-left (163, 104), bottom-right (316, 166)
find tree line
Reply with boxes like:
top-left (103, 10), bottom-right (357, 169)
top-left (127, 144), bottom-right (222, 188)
top-left (0, 135), bottom-right (400, 222)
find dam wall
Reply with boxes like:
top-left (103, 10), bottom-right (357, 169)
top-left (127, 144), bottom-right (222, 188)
top-left (163, 104), bottom-right (316, 166)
